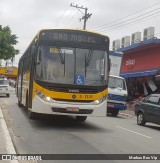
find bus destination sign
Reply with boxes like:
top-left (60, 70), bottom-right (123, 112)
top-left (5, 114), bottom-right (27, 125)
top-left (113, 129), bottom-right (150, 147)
top-left (51, 33), bottom-right (96, 43)
top-left (40, 30), bottom-right (108, 44)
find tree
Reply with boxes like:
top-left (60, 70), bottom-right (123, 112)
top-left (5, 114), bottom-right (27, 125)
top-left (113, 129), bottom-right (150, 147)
top-left (0, 25), bottom-right (19, 61)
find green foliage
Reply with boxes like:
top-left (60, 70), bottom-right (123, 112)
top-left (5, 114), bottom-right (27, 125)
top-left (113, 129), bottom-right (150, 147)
top-left (0, 25), bottom-right (19, 60)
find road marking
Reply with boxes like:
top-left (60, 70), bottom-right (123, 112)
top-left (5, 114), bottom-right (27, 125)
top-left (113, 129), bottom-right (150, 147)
top-left (116, 126), bottom-right (152, 139)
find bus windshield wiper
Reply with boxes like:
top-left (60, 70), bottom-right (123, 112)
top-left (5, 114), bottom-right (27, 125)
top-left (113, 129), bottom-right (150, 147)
top-left (85, 49), bottom-right (94, 77)
top-left (55, 42), bottom-right (65, 64)
top-left (58, 48), bottom-right (65, 64)
top-left (85, 49), bottom-right (94, 67)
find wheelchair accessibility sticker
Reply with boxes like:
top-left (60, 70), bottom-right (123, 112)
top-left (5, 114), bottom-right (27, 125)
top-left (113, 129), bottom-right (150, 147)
top-left (75, 75), bottom-right (85, 85)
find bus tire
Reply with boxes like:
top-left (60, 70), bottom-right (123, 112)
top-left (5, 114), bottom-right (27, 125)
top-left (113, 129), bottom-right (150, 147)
top-left (111, 110), bottom-right (119, 117)
top-left (76, 116), bottom-right (87, 122)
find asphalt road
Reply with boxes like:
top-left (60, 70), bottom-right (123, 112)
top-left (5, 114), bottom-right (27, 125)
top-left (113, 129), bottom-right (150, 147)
top-left (0, 90), bottom-right (160, 163)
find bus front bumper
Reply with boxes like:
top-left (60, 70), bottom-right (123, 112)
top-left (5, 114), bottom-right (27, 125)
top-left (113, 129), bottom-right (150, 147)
top-left (31, 96), bottom-right (107, 117)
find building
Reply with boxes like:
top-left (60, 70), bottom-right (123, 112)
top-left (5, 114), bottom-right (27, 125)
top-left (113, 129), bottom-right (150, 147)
top-left (118, 38), bottom-right (160, 101)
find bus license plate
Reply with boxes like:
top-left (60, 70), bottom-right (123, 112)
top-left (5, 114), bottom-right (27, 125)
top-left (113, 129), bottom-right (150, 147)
top-left (66, 107), bottom-right (79, 112)
top-left (107, 103), bottom-right (114, 108)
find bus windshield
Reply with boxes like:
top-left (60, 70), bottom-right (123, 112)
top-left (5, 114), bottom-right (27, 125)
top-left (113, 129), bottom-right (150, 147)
top-left (108, 76), bottom-right (126, 90)
top-left (35, 46), bottom-right (108, 86)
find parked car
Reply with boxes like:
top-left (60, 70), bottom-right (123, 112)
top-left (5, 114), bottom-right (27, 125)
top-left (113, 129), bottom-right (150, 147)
top-left (0, 78), bottom-right (10, 97)
top-left (135, 94), bottom-right (160, 126)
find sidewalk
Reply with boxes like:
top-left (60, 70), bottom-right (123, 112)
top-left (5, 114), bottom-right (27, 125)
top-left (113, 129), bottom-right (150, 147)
top-left (0, 107), bottom-right (18, 163)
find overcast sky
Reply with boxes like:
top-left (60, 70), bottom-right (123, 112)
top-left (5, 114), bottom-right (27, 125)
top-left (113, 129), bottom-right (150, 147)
top-left (1, 0), bottom-right (160, 66)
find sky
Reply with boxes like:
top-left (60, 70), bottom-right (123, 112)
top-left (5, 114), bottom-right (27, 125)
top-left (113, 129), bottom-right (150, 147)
top-left (1, 0), bottom-right (160, 67)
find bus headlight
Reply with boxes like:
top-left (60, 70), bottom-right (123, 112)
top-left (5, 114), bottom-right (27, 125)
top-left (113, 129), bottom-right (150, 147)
top-left (36, 92), bottom-right (51, 102)
top-left (45, 97), bottom-right (51, 102)
top-left (94, 96), bottom-right (107, 105)
top-left (95, 100), bottom-right (100, 104)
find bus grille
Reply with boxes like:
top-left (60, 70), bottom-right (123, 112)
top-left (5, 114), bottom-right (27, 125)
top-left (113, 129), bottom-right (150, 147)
top-left (52, 108), bottom-right (93, 114)
top-left (53, 98), bottom-right (93, 103)
top-left (46, 85), bottom-right (100, 94)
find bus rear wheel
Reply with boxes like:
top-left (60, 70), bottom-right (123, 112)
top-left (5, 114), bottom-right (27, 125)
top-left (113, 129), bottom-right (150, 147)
top-left (76, 116), bottom-right (87, 122)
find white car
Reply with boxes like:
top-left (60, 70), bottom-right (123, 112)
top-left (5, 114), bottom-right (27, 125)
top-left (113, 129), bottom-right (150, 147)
top-left (0, 78), bottom-right (10, 97)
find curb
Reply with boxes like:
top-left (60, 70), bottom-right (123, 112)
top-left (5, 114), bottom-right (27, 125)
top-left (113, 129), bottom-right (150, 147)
top-left (0, 107), bottom-right (19, 163)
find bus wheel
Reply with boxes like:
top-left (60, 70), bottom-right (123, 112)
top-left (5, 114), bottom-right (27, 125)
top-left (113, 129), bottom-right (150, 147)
top-left (111, 110), bottom-right (119, 117)
top-left (76, 116), bottom-right (87, 122)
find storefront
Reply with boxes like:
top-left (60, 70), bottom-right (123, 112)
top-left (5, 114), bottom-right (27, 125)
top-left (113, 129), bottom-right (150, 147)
top-left (119, 38), bottom-right (160, 101)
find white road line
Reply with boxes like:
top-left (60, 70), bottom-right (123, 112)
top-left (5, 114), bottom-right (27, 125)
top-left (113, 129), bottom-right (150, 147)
top-left (116, 126), bottom-right (152, 139)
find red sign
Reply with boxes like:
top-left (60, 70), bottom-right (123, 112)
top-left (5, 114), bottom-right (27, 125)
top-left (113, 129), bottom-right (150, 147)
top-left (121, 47), bottom-right (160, 73)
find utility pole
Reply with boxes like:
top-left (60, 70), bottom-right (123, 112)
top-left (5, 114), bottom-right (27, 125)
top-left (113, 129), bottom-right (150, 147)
top-left (70, 3), bottom-right (92, 30)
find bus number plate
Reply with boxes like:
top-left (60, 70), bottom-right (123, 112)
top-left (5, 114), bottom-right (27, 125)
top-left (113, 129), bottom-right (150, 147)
top-left (66, 107), bottom-right (79, 112)
top-left (107, 103), bottom-right (114, 108)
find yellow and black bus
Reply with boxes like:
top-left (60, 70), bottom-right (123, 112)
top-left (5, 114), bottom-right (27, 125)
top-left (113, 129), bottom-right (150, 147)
top-left (17, 29), bottom-right (110, 121)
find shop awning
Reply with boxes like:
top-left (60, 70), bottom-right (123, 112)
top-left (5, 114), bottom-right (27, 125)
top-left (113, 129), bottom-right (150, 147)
top-left (120, 69), bottom-right (157, 78)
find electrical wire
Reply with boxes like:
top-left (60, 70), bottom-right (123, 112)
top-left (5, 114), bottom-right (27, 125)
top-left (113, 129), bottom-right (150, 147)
top-left (96, 10), bottom-right (160, 33)
top-left (65, 10), bottom-right (80, 27)
top-left (56, 0), bottom-right (82, 27)
top-left (58, 0), bottom-right (89, 27)
top-left (94, 8), bottom-right (160, 32)
top-left (91, 1), bottom-right (160, 31)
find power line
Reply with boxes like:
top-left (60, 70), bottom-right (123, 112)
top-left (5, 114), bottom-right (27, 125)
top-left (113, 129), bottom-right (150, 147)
top-left (57, 0), bottom-right (91, 28)
top-left (59, 8), bottom-right (78, 27)
top-left (94, 8), bottom-right (160, 32)
top-left (56, 0), bottom-right (82, 27)
top-left (64, 10), bottom-right (80, 27)
top-left (95, 10), bottom-right (160, 33)
top-left (91, 1), bottom-right (160, 31)
top-left (56, 6), bottom-right (71, 27)
top-left (70, 3), bottom-right (92, 30)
